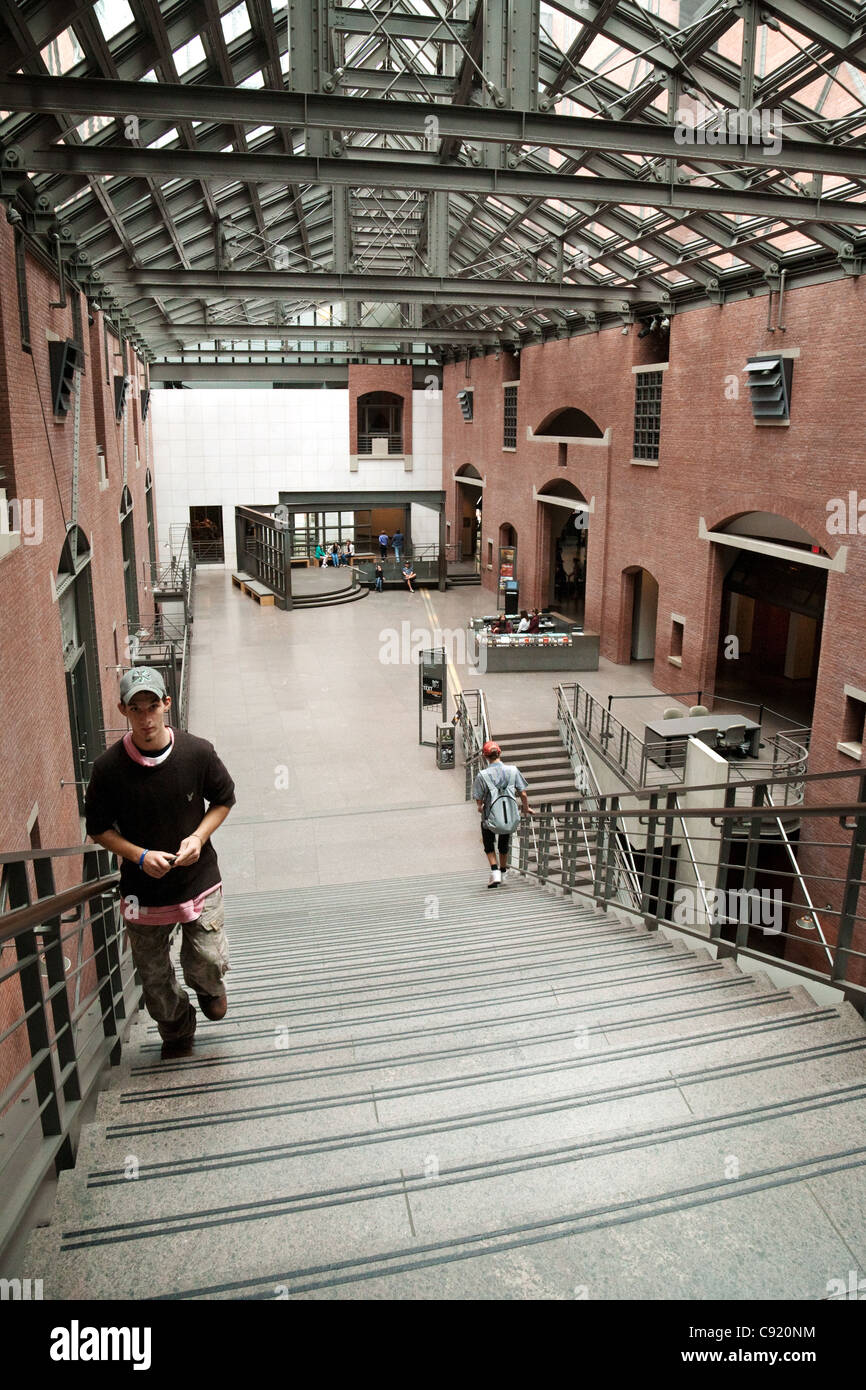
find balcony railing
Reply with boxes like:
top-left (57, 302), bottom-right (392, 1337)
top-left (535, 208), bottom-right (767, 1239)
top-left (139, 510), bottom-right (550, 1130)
top-left (358, 432), bottom-right (403, 455)
top-left (560, 681), bottom-right (809, 803)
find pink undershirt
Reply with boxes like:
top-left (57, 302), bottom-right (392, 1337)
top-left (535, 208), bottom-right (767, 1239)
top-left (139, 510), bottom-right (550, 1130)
top-left (120, 725), bottom-right (221, 925)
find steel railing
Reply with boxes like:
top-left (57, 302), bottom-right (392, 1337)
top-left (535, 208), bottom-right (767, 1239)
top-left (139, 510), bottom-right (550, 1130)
top-left (454, 688), bottom-right (491, 800)
top-left (505, 766), bottom-right (866, 1014)
top-left (0, 845), bottom-right (138, 1260)
top-left (555, 684), bottom-right (642, 910)
top-left (561, 681), bottom-right (809, 798)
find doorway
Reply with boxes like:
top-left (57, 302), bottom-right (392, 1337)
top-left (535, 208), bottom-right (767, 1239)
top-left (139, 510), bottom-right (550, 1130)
top-left (630, 568), bottom-right (659, 662)
top-left (551, 507), bottom-right (588, 623)
top-left (715, 552), bottom-right (825, 725)
top-left (189, 505), bottom-right (225, 564)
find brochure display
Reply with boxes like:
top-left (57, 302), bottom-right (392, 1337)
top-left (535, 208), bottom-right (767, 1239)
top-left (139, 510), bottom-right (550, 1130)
top-left (468, 619), bottom-right (599, 672)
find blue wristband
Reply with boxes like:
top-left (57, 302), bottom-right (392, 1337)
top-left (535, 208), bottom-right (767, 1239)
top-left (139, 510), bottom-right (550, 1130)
top-left (138, 849), bottom-right (149, 868)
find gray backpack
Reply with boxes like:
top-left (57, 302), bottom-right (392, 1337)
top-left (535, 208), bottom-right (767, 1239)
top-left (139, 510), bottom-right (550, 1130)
top-left (480, 765), bottom-right (522, 834)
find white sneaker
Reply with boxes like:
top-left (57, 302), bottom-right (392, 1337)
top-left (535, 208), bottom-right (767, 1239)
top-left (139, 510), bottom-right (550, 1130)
top-left (487, 868), bottom-right (502, 888)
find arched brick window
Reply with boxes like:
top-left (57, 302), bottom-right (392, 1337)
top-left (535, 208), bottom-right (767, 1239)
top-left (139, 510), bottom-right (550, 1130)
top-left (358, 391), bottom-right (403, 454)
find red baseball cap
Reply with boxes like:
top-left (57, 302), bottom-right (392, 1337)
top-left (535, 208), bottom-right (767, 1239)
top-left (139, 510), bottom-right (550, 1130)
top-left (482, 741), bottom-right (501, 757)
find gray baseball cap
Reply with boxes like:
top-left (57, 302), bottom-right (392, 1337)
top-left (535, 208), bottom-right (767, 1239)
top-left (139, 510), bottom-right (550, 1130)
top-left (119, 667), bottom-right (167, 704)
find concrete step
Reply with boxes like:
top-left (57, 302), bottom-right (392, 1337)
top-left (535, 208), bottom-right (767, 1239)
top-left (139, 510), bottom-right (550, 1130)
top-left (31, 1036), bottom-right (866, 1300)
top-left (24, 870), bottom-right (866, 1302)
top-left (93, 985), bottom-right (840, 1127)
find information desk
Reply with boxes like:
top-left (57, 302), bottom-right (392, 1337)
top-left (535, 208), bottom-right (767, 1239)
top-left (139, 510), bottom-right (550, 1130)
top-left (469, 619), bottom-right (599, 672)
top-left (644, 713), bottom-right (762, 766)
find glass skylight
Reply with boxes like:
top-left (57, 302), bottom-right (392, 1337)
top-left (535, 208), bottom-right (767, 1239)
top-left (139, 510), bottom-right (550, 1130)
top-left (173, 34), bottom-right (206, 76)
top-left (41, 29), bottom-right (84, 75)
top-left (222, 3), bottom-right (252, 45)
top-left (94, 0), bottom-right (135, 41)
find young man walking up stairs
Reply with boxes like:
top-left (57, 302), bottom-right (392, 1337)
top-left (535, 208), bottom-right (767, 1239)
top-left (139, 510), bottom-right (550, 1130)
top-left (473, 740), bottom-right (533, 887)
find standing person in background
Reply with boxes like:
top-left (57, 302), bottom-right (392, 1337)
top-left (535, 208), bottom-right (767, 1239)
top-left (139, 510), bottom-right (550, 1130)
top-left (391, 529), bottom-right (404, 562)
top-left (378, 531), bottom-right (389, 560)
top-left (85, 669), bottom-right (236, 1060)
top-left (374, 561), bottom-right (384, 592)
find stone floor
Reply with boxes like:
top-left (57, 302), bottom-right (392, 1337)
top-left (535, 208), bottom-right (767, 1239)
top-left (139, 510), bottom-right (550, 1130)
top-left (190, 571), bottom-right (714, 895)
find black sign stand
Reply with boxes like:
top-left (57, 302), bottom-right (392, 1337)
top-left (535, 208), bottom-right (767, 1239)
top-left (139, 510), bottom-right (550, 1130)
top-left (419, 647), bottom-right (447, 745)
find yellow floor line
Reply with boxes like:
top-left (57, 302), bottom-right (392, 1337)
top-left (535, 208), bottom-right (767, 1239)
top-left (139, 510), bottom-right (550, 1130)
top-left (421, 587), bottom-right (464, 707)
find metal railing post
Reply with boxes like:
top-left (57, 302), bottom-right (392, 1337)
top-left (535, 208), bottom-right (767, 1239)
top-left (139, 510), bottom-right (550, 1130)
top-left (562, 800), bottom-right (579, 892)
top-left (14, 926), bottom-right (74, 1173)
top-left (711, 785), bottom-right (737, 958)
top-left (833, 773), bottom-right (866, 985)
top-left (641, 793), bottom-right (660, 925)
top-left (593, 797), bottom-right (608, 907)
top-left (653, 792), bottom-right (677, 934)
top-left (735, 782), bottom-right (767, 951)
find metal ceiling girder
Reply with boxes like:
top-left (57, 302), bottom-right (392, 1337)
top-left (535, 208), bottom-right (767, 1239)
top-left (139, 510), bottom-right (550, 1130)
top-left (8, 76), bottom-right (866, 180)
top-left (148, 325), bottom-right (504, 344)
top-left (26, 145), bottom-right (866, 226)
top-left (755, 0), bottom-right (866, 61)
top-left (106, 267), bottom-right (656, 306)
top-left (330, 7), bottom-right (473, 43)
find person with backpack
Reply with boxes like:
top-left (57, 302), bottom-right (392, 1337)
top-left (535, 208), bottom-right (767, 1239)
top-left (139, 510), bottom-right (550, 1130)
top-left (473, 740), bottom-right (532, 887)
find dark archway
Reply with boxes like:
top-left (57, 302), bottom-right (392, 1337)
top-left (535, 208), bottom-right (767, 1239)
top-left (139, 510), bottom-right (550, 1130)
top-left (537, 478), bottom-right (588, 618)
top-left (621, 565), bottom-right (659, 663)
top-left (534, 406), bottom-right (604, 438)
top-left (711, 512), bottom-right (828, 725)
top-left (455, 465), bottom-right (483, 567)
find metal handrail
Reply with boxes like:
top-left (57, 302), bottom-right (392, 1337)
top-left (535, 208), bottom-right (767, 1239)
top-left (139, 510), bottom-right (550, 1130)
top-left (0, 873), bottom-right (119, 945)
top-left (0, 844), bottom-right (138, 1260)
top-left (556, 685), bottom-right (642, 909)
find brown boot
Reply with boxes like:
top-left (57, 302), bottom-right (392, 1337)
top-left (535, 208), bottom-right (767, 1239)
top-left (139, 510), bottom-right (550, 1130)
top-left (160, 1003), bottom-right (196, 1059)
top-left (196, 992), bottom-right (228, 1021)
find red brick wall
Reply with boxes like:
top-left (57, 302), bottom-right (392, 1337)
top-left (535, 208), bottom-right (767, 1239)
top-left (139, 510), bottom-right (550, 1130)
top-left (0, 222), bottom-right (154, 1094)
top-left (443, 280), bottom-right (866, 983)
top-left (348, 363), bottom-right (413, 456)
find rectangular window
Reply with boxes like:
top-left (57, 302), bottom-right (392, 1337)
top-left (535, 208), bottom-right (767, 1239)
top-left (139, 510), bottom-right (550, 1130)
top-left (633, 369), bottom-right (663, 460)
top-left (670, 618), bottom-right (684, 666)
top-left (841, 693), bottom-right (866, 759)
top-left (503, 385), bottom-right (518, 449)
top-left (486, 539), bottom-right (494, 568)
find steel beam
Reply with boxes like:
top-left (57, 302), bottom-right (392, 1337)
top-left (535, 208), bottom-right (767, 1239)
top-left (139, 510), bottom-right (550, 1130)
top-left (104, 268), bottom-right (656, 307)
top-left (26, 145), bottom-right (866, 225)
top-left (7, 76), bottom-right (866, 179)
top-left (150, 362), bottom-right (438, 385)
top-left (145, 325), bottom-right (502, 343)
top-left (331, 8), bottom-right (472, 42)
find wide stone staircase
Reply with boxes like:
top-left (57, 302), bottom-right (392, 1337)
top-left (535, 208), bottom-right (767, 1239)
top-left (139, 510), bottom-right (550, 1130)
top-left (26, 871), bottom-right (866, 1300)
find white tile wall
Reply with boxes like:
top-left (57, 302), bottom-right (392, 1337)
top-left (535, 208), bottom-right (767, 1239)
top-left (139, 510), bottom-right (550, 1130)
top-left (150, 388), bottom-right (444, 566)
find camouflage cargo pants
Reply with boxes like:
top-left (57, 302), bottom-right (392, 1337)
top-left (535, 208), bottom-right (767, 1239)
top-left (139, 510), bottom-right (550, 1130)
top-left (125, 888), bottom-right (229, 1040)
